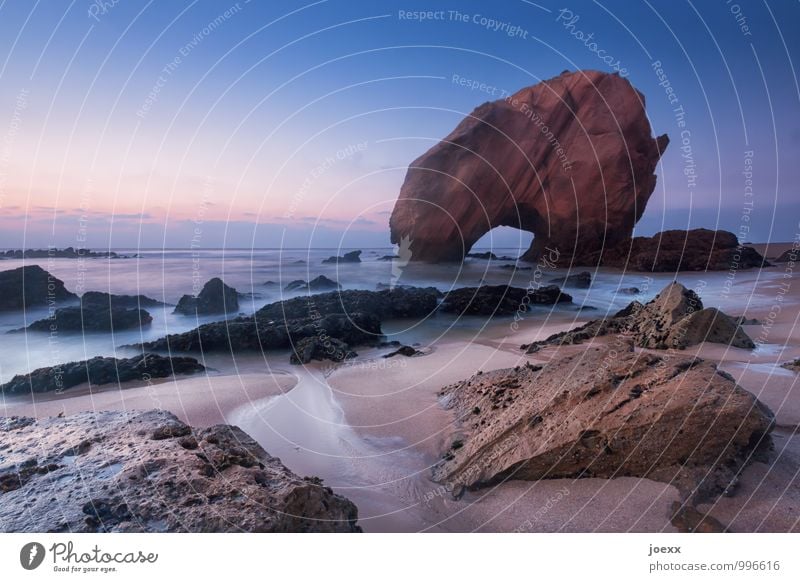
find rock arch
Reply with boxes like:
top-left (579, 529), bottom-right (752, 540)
top-left (389, 70), bottom-right (669, 265)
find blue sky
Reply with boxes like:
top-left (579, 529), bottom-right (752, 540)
top-left (0, 0), bottom-right (798, 249)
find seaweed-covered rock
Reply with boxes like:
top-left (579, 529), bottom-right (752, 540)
top-left (439, 285), bottom-right (571, 316)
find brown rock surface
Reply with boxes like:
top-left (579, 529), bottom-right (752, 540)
top-left (0, 410), bottom-right (360, 532)
top-left (389, 70), bottom-right (668, 263)
top-left (587, 228), bottom-right (768, 271)
top-left (522, 282), bottom-right (755, 352)
top-left (433, 347), bottom-right (774, 501)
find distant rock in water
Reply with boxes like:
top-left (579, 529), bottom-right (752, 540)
top-left (583, 229), bottom-right (769, 271)
top-left (618, 287), bottom-right (640, 295)
top-left (132, 287), bottom-right (441, 362)
top-left (263, 280), bottom-right (279, 287)
top-left (522, 282), bottom-right (754, 353)
top-left (389, 70), bottom-right (668, 263)
top-left (0, 265), bottom-right (78, 311)
top-left (433, 348), bottom-right (774, 501)
top-left (0, 409), bottom-right (361, 532)
top-left (1, 247), bottom-right (128, 259)
top-left (377, 255), bottom-right (398, 261)
top-left (322, 250), bottom-right (361, 264)
top-left (283, 275), bottom-right (341, 293)
top-left (80, 291), bottom-right (167, 308)
top-left (466, 251), bottom-right (515, 261)
top-left (439, 285), bottom-right (571, 316)
top-left (548, 271), bottom-right (592, 288)
top-left (174, 277), bottom-right (239, 315)
top-left (499, 264), bottom-right (531, 271)
top-left (17, 306), bottom-right (152, 333)
top-left (0, 353), bottom-right (204, 395)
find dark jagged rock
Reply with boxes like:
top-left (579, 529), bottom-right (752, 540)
top-left (0, 265), bottom-right (78, 311)
top-left (0, 354), bottom-right (205, 395)
top-left (132, 287), bottom-right (441, 358)
top-left (548, 271), bottom-right (592, 288)
top-left (322, 250), bottom-right (361, 264)
top-left (618, 287), bottom-right (640, 295)
top-left (377, 255), bottom-right (398, 261)
top-left (174, 277), bottom-right (239, 315)
top-left (433, 347), bottom-right (774, 501)
top-left (17, 306), bottom-right (152, 333)
top-left (383, 345), bottom-right (422, 358)
top-left (773, 248), bottom-right (798, 263)
top-left (290, 336), bottom-right (356, 365)
top-left (80, 291), bottom-right (167, 309)
top-left (0, 410), bottom-right (361, 532)
top-left (499, 264), bottom-right (532, 271)
top-left (283, 275), bottom-right (341, 293)
top-left (439, 285), bottom-right (571, 316)
top-left (781, 359), bottom-right (800, 373)
top-left (389, 70), bottom-right (668, 264)
top-left (583, 229), bottom-right (769, 271)
top-left (734, 316), bottom-right (760, 326)
top-left (521, 282), bottom-right (754, 353)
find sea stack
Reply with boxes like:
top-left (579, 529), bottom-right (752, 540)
top-left (389, 70), bottom-right (668, 264)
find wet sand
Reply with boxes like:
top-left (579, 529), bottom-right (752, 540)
top-left (1, 371), bottom-right (297, 428)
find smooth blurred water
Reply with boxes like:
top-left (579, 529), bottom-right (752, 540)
top-left (0, 248), bottom-right (793, 382)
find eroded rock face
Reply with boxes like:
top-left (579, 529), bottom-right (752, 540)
top-left (0, 265), bottom-right (78, 311)
top-left (0, 354), bottom-right (205, 395)
top-left (174, 278), bottom-right (239, 315)
top-left (0, 410), bottom-right (360, 532)
top-left (433, 347), bottom-right (774, 501)
top-left (389, 70), bottom-right (668, 263)
top-left (522, 282), bottom-right (754, 352)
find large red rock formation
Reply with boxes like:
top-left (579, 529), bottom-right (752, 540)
top-left (389, 70), bottom-right (668, 264)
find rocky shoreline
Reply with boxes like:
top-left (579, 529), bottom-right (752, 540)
top-left (0, 410), bottom-right (360, 532)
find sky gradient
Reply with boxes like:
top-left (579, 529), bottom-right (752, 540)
top-left (0, 0), bottom-right (798, 249)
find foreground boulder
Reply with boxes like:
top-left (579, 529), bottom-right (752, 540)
top-left (522, 282), bottom-right (754, 352)
top-left (174, 278), bottom-right (239, 315)
top-left (322, 250), bottom-right (361, 264)
top-left (389, 70), bottom-right (668, 263)
top-left (0, 410), bottom-right (360, 532)
top-left (588, 229), bottom-right (768, 271)
top-left (0, 265), bottom-right (77, 311)
top-left (0, 354), bottom-right (205, 395)
top-left (439, 285), bottom-right (571, 316)
top-left (434, 347), bottom-right (774, 500)
top-left (17, 306), bottom-right (152, 333)
top-left (133, 287), bottom-right (441, 361)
